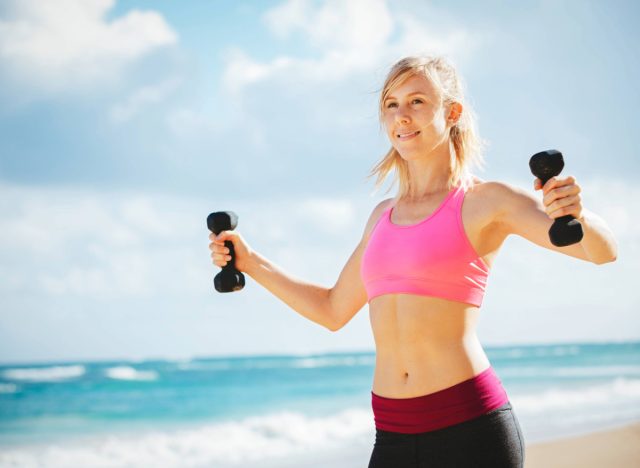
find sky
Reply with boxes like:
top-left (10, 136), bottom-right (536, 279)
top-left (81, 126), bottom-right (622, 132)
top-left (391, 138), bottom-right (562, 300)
top-left (1, 0), bottom-right (638, 364)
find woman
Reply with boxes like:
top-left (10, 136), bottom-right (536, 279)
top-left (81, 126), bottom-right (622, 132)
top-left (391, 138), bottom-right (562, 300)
top-left (208, 55), bottom-right (617, 467)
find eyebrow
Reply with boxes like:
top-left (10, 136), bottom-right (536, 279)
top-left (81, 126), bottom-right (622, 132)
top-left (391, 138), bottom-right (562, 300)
top-left (383, 91), bottom-right (428, 103)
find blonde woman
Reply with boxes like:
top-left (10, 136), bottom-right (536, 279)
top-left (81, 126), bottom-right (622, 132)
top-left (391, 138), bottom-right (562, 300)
top-left (208, 56), bottom-right (617, 467)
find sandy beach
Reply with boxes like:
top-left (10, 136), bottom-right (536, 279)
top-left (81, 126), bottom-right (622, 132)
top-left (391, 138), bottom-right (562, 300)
top-left (525, 422), bottom-right (640, 468)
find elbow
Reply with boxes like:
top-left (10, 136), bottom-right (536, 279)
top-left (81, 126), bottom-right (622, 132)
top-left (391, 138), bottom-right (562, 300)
top-left (594, 253), bottom-right (617, 265)
top-left (325, 289), bottom-right (342, 332)
top-left (601, 245), bottom-right (619, 264)
top-left (325, 318), bottom-right (341, 332)
top-left (326, 314), bottom-right (343, 332)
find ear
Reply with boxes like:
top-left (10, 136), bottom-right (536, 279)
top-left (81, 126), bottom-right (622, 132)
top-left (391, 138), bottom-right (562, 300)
top-left (447, 102), bottom-right (463, 123)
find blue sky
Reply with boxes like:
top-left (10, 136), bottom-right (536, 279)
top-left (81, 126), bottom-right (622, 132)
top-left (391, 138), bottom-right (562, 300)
top-left (1, 0), bottom-right (638, 364)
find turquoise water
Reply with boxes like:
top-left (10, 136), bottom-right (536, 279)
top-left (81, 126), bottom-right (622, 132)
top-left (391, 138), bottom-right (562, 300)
top-left (1, 341), bottom-right (639, 466)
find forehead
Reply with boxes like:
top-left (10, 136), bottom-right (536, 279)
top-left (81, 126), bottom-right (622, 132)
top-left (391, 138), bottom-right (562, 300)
top-left (385, 73), bottom-right (439, 100)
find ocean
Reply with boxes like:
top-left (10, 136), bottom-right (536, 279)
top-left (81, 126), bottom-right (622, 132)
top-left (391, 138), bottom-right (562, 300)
top-left (1, 341), bottom-right (639, 467)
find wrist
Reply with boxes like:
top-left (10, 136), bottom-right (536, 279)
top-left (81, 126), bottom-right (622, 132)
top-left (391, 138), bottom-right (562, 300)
top-left (244, 249), bottom-right (261, 276)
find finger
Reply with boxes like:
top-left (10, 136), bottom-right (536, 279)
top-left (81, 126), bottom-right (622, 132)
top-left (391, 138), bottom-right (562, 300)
top-left (548, 175), bottom-right (577, 192)
top-left (542, 176), bottom-right (557, 195)
top-left (546, 182), bottom-right (582, 205)
top-left (209, 241), bottom-right (227, 250)
top-left (549, 203), bottom-right (580, 219)
top-left (212, 252), bottom-right (232, 263)
top-left (209, 233), bottom-right (225, 245)
top-left (209, 237), bottom-right (224, 246)
top-left (547, 194), bottom-right (581, 216)
top-left (211, 246), bottom-right (230, 256)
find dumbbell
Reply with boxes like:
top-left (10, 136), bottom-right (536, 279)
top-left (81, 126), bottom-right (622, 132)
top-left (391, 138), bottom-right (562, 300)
top-left (207, 211), bottom-right (245, 292)
top-left (529, 149), bottom-right (584, 246)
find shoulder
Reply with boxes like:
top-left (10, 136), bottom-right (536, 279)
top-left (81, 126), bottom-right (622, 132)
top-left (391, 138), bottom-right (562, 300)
top-left (361, 197), bottom-right (394, 243)
top-left (469, 178), bottom-right (538, 228)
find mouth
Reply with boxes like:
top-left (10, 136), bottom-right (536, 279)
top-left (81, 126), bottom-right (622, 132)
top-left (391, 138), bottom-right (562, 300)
top-left (396, 130), bottom-right (420, 141)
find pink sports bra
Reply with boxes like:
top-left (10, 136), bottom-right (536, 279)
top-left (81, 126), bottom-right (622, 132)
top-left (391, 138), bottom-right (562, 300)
top-left (360, 183), bottom-right (490, 307)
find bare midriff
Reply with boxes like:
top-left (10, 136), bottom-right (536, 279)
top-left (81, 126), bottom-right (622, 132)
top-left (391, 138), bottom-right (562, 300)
top-left (369, 293), bottom-right (491, 399)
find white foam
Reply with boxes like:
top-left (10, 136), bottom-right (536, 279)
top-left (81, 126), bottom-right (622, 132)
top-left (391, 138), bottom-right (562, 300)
top-left (2, 365), bottom-right (85, 382)
top-left (290, 355), bottom-right (375, 368)
top-left (502, 365), bottom-right (640, 377)
top-left (492, 345), bottom-right (582, 359)
top-left (511, 377), bottom-right (640, 413)
top-left (0, 383), bottom-right (19, 393)
top-left (0, 407), bottom-right (374, 467)
top-left (104, 366), bottom-right (158, 381)
top-left (176, 361), bottom-right (232, 371)
top-left (176, 355), bottom-right (375, 371)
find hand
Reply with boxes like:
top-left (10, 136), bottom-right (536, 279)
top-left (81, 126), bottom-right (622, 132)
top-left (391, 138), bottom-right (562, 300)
top-left (534, 175), bottom-right (583, 221)
top-left (208, 230), bottom-right (254, 273)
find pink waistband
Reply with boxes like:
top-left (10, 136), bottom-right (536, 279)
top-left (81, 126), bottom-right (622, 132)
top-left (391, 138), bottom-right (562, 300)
top-left (371, 366), bottom-right (509, 434)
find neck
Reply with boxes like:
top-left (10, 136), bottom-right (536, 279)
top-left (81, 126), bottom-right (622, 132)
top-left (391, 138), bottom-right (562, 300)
top-left (403, 138), bottom-right (454, 201)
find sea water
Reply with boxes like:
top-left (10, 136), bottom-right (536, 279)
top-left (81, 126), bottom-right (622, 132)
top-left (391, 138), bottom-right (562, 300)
top-left (1, 341), bottom-right (639, 467)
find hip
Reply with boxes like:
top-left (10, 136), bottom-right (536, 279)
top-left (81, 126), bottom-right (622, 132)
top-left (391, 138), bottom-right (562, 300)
top-left (371, 365), bottom-right (510, 434)
top-left (369, 400), bottom-right (526, 468)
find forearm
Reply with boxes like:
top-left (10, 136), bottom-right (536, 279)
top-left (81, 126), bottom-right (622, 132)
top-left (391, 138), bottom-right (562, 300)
top-left (577, 208), bottom-right (618, 264)
top-left (245, 250), bottom-right (335, 331)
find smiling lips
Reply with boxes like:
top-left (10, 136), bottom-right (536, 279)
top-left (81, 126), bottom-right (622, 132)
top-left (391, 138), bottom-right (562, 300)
top-left (397, 130), bottom-right (420, 141)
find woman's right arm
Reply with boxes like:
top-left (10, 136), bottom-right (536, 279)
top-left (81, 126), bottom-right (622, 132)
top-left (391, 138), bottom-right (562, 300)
top-left (244, 249), bottom-right (336, 331)
top-left (211, 230), bottom-right (336, 331)
top-left (210, 198), bottom-right (391, 332)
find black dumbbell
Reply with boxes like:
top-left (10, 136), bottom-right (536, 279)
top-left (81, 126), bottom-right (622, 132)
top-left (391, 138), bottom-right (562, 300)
top-left (207, 211), bottom-right (245, 292)
top-left (529, 149), bottom-right (584, 246)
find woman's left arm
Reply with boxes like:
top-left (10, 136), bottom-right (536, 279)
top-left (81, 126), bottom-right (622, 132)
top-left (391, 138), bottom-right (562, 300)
top-left (492, 176), bottom-right (618, 265)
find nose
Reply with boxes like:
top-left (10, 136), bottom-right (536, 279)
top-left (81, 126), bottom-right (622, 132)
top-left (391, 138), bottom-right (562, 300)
top-left (395, 106), bottom-right (411, 125)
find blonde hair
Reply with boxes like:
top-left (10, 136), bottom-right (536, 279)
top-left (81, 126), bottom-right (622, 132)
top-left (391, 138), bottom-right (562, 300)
top-left (366, 55), bottom-right (488, 199)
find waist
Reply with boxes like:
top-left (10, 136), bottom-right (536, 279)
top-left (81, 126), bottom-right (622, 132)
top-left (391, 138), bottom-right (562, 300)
top-left (371, 366), bottom-right (509, 434)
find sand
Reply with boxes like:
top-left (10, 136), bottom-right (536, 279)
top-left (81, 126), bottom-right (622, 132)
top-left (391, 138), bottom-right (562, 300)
top-left (525, 422), bottom-right (640, 468)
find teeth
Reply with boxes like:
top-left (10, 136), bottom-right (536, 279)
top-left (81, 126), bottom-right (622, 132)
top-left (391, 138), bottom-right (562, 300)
top-left (398, 131), bottom-right (419, 138)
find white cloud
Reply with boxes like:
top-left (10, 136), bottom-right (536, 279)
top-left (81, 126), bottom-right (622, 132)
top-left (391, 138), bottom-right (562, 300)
top-left (0, 0), bottom-right (177, 93)
top-left (263, 0), bottom-right (393, 51)
top-left (0, 182), bottom-right (361, 299)
top-left (223, 0), bottom-right (393, 93)
top-left (221, 48), bottom-right (293, 95)
top-left (222, 0), bottom-right (488, 96)
top-left (262, 0), bottom-right (312, 40)
top-left (40, 252), bottom-right (152, 296)
top-left (109, 77), bottom-right (182, 123)
top-left (0, 183), bottom-right (195, 297)
top-left (294, 199), bottom-right (356, 235)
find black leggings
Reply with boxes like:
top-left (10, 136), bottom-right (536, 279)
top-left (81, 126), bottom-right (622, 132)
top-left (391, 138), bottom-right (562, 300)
top-left (368, 401), bottom-right (525, 468)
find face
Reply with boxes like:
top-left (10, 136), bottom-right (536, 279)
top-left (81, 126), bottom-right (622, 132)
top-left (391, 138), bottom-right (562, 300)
top-left (381, 73), bottom-right (458, 159)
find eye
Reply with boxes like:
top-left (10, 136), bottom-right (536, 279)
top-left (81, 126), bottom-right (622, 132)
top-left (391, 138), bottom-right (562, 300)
top-left (386, 98), bottom-right (424, 109)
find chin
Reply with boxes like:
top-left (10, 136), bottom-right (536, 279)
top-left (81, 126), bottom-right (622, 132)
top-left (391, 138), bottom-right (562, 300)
top-left (395, 147), bottom-right (429, 160)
